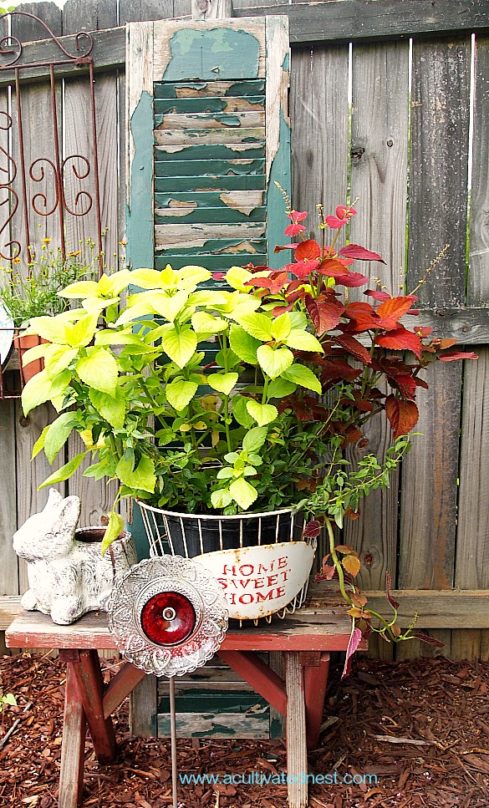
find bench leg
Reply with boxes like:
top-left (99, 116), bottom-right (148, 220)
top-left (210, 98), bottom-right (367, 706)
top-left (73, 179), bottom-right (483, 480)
top-left (70, 649), bottom-right (117, 764)
top-left (59, 658), bottom-right (86, 808)
top-left (304, 652), bottom-right (330, 750)
top-left (285, 652), bottom-right (308, 808)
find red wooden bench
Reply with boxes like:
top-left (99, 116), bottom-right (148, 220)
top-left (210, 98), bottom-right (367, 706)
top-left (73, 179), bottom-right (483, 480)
top-left (6, 603), bottom-right (361, 808)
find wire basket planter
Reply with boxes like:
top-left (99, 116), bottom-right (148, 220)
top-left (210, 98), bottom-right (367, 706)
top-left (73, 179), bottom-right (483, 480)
top-left (138, 502), bottom-right (316, 625)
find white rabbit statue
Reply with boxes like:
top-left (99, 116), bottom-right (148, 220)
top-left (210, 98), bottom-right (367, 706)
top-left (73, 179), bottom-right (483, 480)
top-left (13, 489), bottom-right (136, 625)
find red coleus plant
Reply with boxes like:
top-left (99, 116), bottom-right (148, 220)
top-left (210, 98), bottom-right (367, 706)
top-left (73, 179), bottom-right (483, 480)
top-left (244, 205), bottom-right (476, 669)
top-left (247, 207), bottom-right (476, 443)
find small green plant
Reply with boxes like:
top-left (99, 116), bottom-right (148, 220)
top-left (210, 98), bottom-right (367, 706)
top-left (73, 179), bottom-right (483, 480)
top-left (0, 692), bottom-right (16, 711)
top-left (0, 240), bottom-right (98, 328)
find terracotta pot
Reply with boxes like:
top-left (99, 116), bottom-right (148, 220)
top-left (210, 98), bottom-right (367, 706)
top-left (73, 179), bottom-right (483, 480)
top-left (14, 331), bottom-right (49, 386)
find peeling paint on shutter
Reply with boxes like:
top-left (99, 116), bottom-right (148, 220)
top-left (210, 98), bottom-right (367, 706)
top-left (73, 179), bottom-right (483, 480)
top-left (126, 17), bottom-right (290, 740)
top-left (126, 16), bottom-right (291, 277)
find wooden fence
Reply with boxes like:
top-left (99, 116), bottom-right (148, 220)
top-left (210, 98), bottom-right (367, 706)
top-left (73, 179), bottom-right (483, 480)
top-left (0, 0), bottom-right (488, 660)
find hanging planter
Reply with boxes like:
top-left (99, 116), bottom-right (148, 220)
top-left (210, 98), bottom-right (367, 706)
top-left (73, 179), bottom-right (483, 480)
top-left (139, 502), bottom-right (314, 622)
top-left (14, 330), bottom-right (49, 386)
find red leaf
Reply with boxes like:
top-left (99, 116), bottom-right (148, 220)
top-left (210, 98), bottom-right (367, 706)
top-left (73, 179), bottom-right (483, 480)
top-left (295, 239), bottom-right (321, 261)
top-left (375, 327), bottom-right (423, 358)
top-left (288, 259), bottom-right (320, 278)
top-left (385, 396), bottom-right (419, 437)
top-left (303, 519), bottom-right (322, 539)
top-left (245, 272), bottom-right (288, 294)
top-left (335, 334), bottom-right (373, 365)
top-left (305, 294), bottom-right (344, 335)
top-left (339, 243), bottom-right (385, 263)
top-left (334, 271), bottom-right (369, 288)
top-left (390, 373), bottom-right (417, 400)
top-left (274, 243), bottom-right (298, 252)
top-left (317, 259), bottom-right (351, 277)
top-left (284, 223), bottom-right (306, 236)
top-left (343, 302), bottom-right (381, 332)
top-left (320, 358), bottom-right (361, 385)
top-left (439, 350), bottom-right (478, 362)
top-left (364, 288), bottom-right (391, 302)
top-left (412, 631), bottom-right (445, 648)
top-left (341, 627), bottom-right (363, 679)
top-left (376, 295), bottom-right (417, 330)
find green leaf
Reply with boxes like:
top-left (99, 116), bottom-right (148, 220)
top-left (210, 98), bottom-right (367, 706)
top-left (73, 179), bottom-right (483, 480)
top-left (225, 266), bottom-right (253, 291)
top-left (151, 290), bottom-right (189, 322)
top-left (191, 311), bottom-right (227, 334)
top-left (166, 379), bottom-right (198, 411)
top-left (44, 412), bottom-right (79, 464)
top-left (77, 347), bottom-right (118, 396)
top-left (129, 268), bottom-right (166, 289)
top-left (32, 425), bottom-right (49, 459)
top-left (26, 315), bottom-right (68, 343)
top-left (282, 363), bottom-right (322, 395)
top-left (285, 329), bottom-right (324, 352)
top-left (243, 426), bottom-right (268, 453)
top-left (101, 511), bottom-right (125, 555)
top-left (232, 394), bottom-right (254, 428)
top-left (60, 280), bottom-right (100, 299)
top-left (83, 458), bottom-right (114, 480)
top-left (162, 326), bottom-right (197, 369)
top-left (246, 400), bottom-right (278, 426)
top-left (116, 453), bottom-right (156, 493)
top-left (235, 312), bottom-right (273, 342)
top-left (271, 313), bottom-right (292, 341)
top-left (3, 693), bottom-right (16, 706)
top-left (257, 345), bottom-right (293, 379)
top-left (39, 451), bottom-right (87, 488)
top-left (45, 346), bottom-right (78, 379)
top-left (22, 369), bottom-right (71, 416)
top-left (229, 477), bottom-right (258, 510)
top-left (211, 488), bottom-right (233, 509)
top-left (64, 313), bottom-right (99, 348)
top-left (208, 372), bottom-right (238, 396)
top-left (89, 388), bottom-right (126, 429)
top-left (229, 324), bottom-right (260, 364)
top-left (268, 378), bottom-right (297, 398)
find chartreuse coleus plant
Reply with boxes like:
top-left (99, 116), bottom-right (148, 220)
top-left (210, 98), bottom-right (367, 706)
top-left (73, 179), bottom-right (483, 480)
top-left (20, 205), bottom-right (475, 656)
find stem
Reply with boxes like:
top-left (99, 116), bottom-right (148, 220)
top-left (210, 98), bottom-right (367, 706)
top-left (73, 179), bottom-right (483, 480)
top-left (325, 516), bottom-right (352, 606)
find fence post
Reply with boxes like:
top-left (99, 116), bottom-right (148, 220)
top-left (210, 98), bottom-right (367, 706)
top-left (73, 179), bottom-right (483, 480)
top-left (191, 0), bottom-right (233, 19)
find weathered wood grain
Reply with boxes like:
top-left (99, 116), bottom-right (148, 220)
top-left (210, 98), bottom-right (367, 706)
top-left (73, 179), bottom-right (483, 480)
top-left (191, 0), bottom-right (234, 19)
top-left (155, 222), bottom-right (265, 245)
top-left (152, 18), bottom-right (266, 81)
top-left (290, 44), bottom-right (349, 236)
top-left (454, 37), bottom-right (489, 661)
top-left (0, 595), bottom-right (21, 630)
top-left (236, 1), bottom-right (489, 43)
top-left (119, 0), bottom-right (173, 23)
top-left (6, 606), bottom-right (361, 651)
top-left (154, 79), bottom-right (265, 98)
top-left (157, 711), bottom-right (269, 738)
top-left (285, 653), bottom-right (308, 808)
top-left (344, 44), bottom-right (410, 656)
top-left (155, 111), bottom-right (265, 129)
top-left (130, 674), bottom-right (157, 736)
top-left (63, 0), bottom-right (121, 526)
top-left (398, 38), bottom-right (470, 658)
top-left (154, 126), bottom-right (265, 145)
top-left (0, 403), bottom-right (18, 596)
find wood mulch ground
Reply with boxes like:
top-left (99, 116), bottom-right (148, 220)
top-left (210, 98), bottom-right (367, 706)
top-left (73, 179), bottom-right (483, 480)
top-left (1, 652), bottom-right (489, 807)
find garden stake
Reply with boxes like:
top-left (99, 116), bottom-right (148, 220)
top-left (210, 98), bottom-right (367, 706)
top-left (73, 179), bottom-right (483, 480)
top-left (169, 676), bottom-right (178, 808)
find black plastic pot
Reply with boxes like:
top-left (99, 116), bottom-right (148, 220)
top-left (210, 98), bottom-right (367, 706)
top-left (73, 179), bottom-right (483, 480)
top-left (138, 504), bottom-right (303, 559)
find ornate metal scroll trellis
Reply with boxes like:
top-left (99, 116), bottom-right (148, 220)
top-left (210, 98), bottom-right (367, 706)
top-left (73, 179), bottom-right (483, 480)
top-left (0, 10), bottom-right (104, 399)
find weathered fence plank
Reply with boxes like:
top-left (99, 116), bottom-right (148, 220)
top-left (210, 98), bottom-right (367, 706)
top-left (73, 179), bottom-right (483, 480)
top-left (236, 1), bottom-right (489, 43)
top-left (0, 403), bottom-right (18, 595)
top-left (454, 36), bottom-right (489, 661)
top-left (290, 44), bottom-right (350, 235)
top-left (399, 37), bottom-right (471, 658)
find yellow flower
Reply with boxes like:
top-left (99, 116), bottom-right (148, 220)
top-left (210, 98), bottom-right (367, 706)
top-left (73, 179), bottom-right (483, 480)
top-left (13, 257), bottom-right (21, 264)
top-left (42, 237), bottom-right (51, 244)
top-left (68, 250), bottom-right (81, 257)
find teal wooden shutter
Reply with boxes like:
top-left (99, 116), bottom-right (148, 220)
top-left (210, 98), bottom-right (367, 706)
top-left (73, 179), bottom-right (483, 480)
top-left (126, 17), bottom-right (290, 741)
top-left (126, 16), bottom-right (291, 275)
